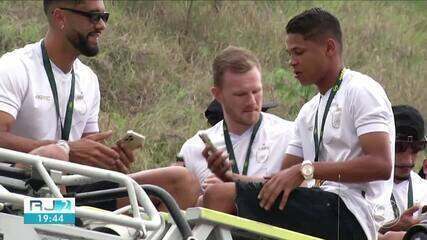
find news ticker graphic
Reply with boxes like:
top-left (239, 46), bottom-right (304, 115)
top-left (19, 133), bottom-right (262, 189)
top-left (24, 198), bottom-right (75, 224)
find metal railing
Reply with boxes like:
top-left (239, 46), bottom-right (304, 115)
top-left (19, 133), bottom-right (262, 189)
top-left (0, 147), bottom-right (163, 238)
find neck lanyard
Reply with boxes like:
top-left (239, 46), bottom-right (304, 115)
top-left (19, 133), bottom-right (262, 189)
top-left (313, 68), bottom-right (345, 162)
top-left (223, 114), bottom-right (263, 175)
top-left (390, 176), bottom-right (413, 218)
top-left (41, 40), bottom-right (75, 141)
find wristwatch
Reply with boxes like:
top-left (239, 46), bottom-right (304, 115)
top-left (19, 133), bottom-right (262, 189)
top-left (300, 160), bottom-right (314, 180)
top-left (56, 140), bottom-right (70, 155)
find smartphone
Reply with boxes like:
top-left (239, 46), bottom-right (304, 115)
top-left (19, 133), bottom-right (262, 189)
top-left (199, 133), bottom-right (217, 152)
top-left (117, 130), bottom-right (145, 151)
top-left (418, 212), bottom-right (427, 222)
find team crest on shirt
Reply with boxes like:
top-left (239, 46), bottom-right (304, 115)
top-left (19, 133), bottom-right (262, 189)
top-left (331, 104), bottom-right (342, 129)
top-left (256, 145), bottom-right (269, 163)
top-left (75, 94), bottom-right (84, 101)
top-left (35, 95), bottom-right (52, 102)
top-left (73, 94), bottom-right (87, 114)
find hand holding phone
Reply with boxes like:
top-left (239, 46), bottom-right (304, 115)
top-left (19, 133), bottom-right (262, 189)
top-left (117, 130), bottom-right (145, 151)
top-left (199, 133), bottom-right (232, 181)
top-left (199, 133), bottom-right (217, 153)
top-left (417, 205), bottom-right (427, 221)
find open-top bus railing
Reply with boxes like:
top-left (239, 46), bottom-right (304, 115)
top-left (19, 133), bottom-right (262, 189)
top-left (0, 147), bottom-right (165, 239)
top-left (0, 147), bottom-right (324, 240)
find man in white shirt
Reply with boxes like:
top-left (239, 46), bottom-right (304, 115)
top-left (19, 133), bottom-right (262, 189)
top-left (203, 8), bottom-right (394, 240)
top-left (0, 0), bottom-right (115, 167)
top-left (178, 46), bottom-right (294, 199)
top-left (0, 0), bottom-right (199, 210)
top-left (380, 105), bottom-right (427, 236)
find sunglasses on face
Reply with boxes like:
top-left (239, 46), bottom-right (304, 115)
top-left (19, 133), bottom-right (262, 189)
top-left (395, 140), bottom-right (426, 153)
top-left (60, 8), bottom-right (109, 24)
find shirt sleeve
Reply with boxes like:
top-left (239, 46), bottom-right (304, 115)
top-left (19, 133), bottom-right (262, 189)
top-left (348, 80), bottom-right (393, 136)
top-left (0, 55), bottom-right (28, 118)
top-left (286, 113), bottom-right (304, 158)
top-left (83, 73), bottom-right (100, 133)
top-left (266, 121), bottom-right (295, 176)
top-left (181, 135), bottom-right (212, 188)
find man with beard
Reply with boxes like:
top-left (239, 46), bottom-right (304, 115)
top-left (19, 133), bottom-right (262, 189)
top-left (0, 0), bottom-right (199, 211)
top-left (379, 105), bottom-right (427, 237)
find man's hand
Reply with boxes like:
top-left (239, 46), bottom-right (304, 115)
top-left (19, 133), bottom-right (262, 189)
top-left (380, 205), bottom-right (421, 234)
top-left (30, 144), bottom-right (70, 162)
top-left (16, 144), bottom-right (70, 169)
top-left (202, 146), bottom-right (233, 182)
top-left (69, 131), bottom-right (119, 170)
top-left (378, 231), bottom-right (406, 240)
top-left (258, 164), bottom-right (303, 211)
top-left (202, 174), bottom-right (223, 190)
top-left (112, 143), bottom-right (135, 174)
top-left (395, 205), bottom-right (420, 231)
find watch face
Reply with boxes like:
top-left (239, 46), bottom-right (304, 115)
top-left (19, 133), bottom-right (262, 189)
top-left (302, 165), bottom-right (314, 176)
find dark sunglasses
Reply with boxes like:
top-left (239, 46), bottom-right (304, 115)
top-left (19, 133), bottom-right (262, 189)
top-left (395, 139), bottom-right (426, 153)
top-left (60, 8), bottom-right (109, 23)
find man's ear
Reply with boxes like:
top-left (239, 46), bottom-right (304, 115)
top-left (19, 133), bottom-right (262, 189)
top-left (211, 86), bottom-right (223, 104)
top-left (51, 8), bottom-right (66, 30)
top-left (325, 38), bottom-right (337, 57)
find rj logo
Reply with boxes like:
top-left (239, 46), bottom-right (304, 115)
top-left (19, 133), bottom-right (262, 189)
top-left (29, 199), bottom-right (72, 211)
top-left (24, 198), bottom-right (75, 224)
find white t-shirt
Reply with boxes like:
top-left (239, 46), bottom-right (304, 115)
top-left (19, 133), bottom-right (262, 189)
top-left (286, 69), bottom-right (395, 240)
top-left (384, 171), bottom-right (427, 221)
top-left (0, 40), bottom-right (100, 141)
top-left (179, 112), bottom-right (294, 191)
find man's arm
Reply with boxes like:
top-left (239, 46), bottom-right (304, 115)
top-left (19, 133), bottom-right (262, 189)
top-left (29, 143), bottom-right (70, 193)
top-left (258, 131), bottom-right (392, 210)
top-left (81, 132), bottom-right (94, 138)
top-left (80, 131), bottom-right (136, 173)
top-left (0, 113), bottom-right (120, 171)
top-left (0, 56), bottom-right (51, 152)
top-left (312, 131), bottom-right (392, 182)
top-left (229, 173), bottom-right (265, 182)
top-left (202, 141), bottom-right (304, 183)
top-left (0, 111), bottom-right (55, 152)
top-left (202, 146), bottom-right (265, 182)
top-left (67, 131), bottom-right (122, 171)
top-left (281, 153), bottom-right (303, 170)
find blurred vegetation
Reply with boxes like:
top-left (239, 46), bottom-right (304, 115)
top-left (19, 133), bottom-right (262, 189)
top-left (0, 1), bottom-right (425, 170)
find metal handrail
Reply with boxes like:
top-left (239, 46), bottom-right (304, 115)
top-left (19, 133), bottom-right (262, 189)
top-left (0, 147), bottom-right (162, 234)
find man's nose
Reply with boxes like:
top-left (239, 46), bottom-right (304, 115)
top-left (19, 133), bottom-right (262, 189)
top-left (289, 57), bottom-right (299, 67)
top-left (95, 18), bottom-right (107, 31)
top-left (248, 93), bottom-right (257, 105)
top-left (402, 148), bottom-right (417, 162)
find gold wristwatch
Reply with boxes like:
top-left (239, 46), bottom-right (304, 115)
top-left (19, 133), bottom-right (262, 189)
top-left (300, 160), bottom-right (314, 180)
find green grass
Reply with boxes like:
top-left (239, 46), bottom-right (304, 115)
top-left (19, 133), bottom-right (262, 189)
top-left (0, 1), bottom-right (426, 170)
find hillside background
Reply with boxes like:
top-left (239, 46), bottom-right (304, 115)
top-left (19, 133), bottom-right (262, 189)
top-left (0, 1), bottom-right (426, 170)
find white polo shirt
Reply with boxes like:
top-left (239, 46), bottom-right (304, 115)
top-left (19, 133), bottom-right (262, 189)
top-left (286, 69), bottom-right (395, 240)
top-left (384, 171), bottom-right (427, 221)
top-left (179, 112), bottom-right (294, 191)
top-left (0, 40), bottom-right (100, 141)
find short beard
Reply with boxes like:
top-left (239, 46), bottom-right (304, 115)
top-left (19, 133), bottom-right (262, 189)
top-left (394, 175), bottom-right (410, 182)
top-left (67, 31), bottom-right (99, 57)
